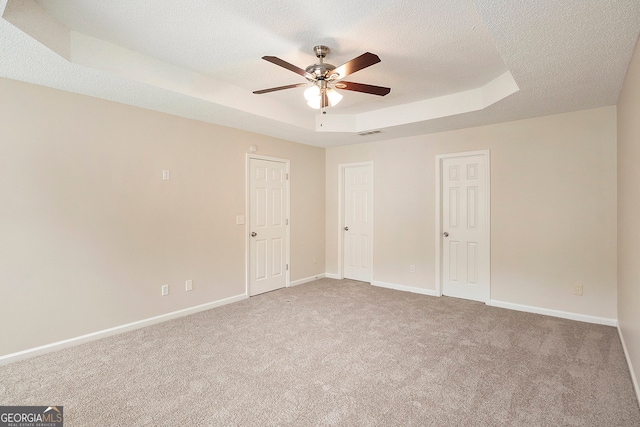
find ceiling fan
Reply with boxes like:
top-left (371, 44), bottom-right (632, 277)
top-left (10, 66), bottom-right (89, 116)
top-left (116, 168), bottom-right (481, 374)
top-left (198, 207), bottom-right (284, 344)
top-left (253, 45), bottom-right (391, 110)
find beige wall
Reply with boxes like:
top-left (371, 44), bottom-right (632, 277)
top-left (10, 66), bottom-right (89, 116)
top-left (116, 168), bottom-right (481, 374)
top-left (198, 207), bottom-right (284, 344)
top-left (327, 106), bottom-right (617, 320)
top-left (617, 35), bottom-right (640, 395)
top-left (0, 74), bottom-right (623, 358)
top-left (0, 77), bottom-right (325, 357)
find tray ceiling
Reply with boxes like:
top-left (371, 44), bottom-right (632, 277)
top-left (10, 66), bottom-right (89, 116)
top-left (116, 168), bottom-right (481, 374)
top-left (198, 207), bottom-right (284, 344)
top-left (1, 0), bottom-right (639, 147)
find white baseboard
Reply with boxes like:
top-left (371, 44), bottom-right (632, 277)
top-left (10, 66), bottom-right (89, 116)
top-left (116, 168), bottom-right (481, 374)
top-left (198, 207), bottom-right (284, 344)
top-left (372, 280), bottom-right (439, 297)
top-left (618, 325), bottom-right (640, 403)
top-left (488, 299), bottom-right (617, 326)
top-left (325, 273), bottom-right (341, 280)
top-left (0, 293), bottom-right (247, 366)
top-left (290, 274), bottom-right (326, 287)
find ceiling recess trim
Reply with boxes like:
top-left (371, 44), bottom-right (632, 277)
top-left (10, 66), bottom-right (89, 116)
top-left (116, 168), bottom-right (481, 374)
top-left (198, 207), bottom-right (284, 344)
top-left (316, 71), bottom-right (519, 133)
top-left (2, 0), bottom-right (312, 130)
top-left (3, 0), bottom-right (520, 137)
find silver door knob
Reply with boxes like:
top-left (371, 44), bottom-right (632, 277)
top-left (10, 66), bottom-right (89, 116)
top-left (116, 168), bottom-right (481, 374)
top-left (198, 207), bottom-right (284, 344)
top-left (443, 232), bottom-right (449, 237)
top-left (344, 227), bottom-right (349, 231)
top-left (251, 232), bottom-right (257, 237)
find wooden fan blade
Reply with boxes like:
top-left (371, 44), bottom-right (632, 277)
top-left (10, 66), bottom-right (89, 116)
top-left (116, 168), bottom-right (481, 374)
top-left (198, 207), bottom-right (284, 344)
top-left (330, 52), bottom-right (381, 79)
top-left (262, 56), bottom-right (313, 79)
top-left (335, 81), bottom-right (391, 96)
top-left (253, 83), bottom-right (308, 94)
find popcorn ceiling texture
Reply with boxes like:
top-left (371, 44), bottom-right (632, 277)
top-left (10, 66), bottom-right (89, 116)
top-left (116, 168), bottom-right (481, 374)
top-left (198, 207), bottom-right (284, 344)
top-left (1, 0), bottom-right (639, 147)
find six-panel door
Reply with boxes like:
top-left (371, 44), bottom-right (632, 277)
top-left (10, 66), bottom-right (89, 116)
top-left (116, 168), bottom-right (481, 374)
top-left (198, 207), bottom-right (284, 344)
top-left (249, 158), bottom-right (287, 296)
top-left (343, 164), bottom-right (373, 282)
top-left (441, 154), bottom-right (488, 302)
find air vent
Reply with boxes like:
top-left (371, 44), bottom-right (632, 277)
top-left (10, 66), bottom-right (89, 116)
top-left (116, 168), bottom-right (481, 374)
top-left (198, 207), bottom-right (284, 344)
top-left (358, 130), bottom-right (382, 136)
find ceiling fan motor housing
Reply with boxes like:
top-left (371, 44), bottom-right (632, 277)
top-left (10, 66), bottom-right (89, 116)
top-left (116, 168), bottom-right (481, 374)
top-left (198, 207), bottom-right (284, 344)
top-left (306, 45), bottom-right (336, 81)
top-left (305, 63), bottom-right (336, 80)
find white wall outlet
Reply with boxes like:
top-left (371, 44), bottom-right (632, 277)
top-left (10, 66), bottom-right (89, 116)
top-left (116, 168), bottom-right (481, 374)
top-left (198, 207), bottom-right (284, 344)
top-left (574, 285), bottom-right (583, 296)
top-left (161, 284), bottom-right (169, 296)
top-left (162, 170), bottom-right (170, 180)
top-left (186, 280), bottom-right (193, 292)
top-left (313, 256), bottom-right (318, 264)
top-left (410, 265), bottom-right (415, 273)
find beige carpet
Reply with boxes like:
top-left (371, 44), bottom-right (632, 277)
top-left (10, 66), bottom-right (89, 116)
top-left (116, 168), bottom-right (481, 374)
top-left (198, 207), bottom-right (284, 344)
top-left (1, 278), bottom-right (639, 426)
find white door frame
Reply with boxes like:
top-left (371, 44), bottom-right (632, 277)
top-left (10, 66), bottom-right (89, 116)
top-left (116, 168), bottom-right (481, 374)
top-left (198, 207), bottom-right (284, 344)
top-left (338, 161), bottom-right (374, 282)
top-left (246, 154), bottom-right (291, 296)
top-left (435, 150), bottom-right (491, 301)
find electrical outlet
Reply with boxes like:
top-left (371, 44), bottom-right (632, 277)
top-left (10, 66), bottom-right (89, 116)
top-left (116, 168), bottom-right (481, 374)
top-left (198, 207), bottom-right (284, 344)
top-left (186, 280), bottom-right (193, 292)
top-left (574, 285), bottom-right (583, 296)
top-left (410, 265), bottom-right (415, 273)
top-left (161, 284), bottom-right (169, 296)
top-left (313, 256), bottom-right (318, 264)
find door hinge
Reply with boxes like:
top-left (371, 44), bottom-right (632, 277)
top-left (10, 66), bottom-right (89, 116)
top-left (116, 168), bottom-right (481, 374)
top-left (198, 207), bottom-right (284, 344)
top-left (286, 219), bottom-right (289, 225)
top-left (286, 264), bottom-right (289, 271)
top-left (286, 173), bottom-right (289, 180)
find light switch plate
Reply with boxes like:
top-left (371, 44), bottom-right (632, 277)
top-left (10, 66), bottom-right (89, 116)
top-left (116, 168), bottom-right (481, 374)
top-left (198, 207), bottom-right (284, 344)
top-left (236, 215), bottom-right (245, 225)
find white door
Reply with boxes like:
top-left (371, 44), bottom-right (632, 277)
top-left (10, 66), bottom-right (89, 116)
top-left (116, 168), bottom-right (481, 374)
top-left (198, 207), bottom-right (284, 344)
top-left (249, 158), bottom-right (288, 296)
top-left (343, 164), bottom-right (373, 282)
top-left (440, 152), bottom-right (489, 302)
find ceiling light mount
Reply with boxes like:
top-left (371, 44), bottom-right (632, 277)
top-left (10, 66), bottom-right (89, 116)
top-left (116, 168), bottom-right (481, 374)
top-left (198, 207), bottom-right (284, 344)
top-left (313, 45), bottom-right (329, 59)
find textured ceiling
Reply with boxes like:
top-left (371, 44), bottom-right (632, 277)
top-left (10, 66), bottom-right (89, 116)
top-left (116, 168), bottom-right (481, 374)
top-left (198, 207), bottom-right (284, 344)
top-left (1, 0), bottom-right (639, 147)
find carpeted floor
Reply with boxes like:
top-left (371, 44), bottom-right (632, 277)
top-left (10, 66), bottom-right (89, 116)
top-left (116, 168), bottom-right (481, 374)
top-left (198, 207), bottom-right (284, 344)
top-left (1, 278), bottom-right (639, 426)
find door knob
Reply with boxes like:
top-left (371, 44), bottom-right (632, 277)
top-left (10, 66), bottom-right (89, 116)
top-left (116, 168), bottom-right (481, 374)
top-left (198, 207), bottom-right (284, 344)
top-left (344, 227), bottom-right (349, 231)
top-left (251, 232), bottom-right (257, 237)
top-left (443, 232), bottom-right (449, 237)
